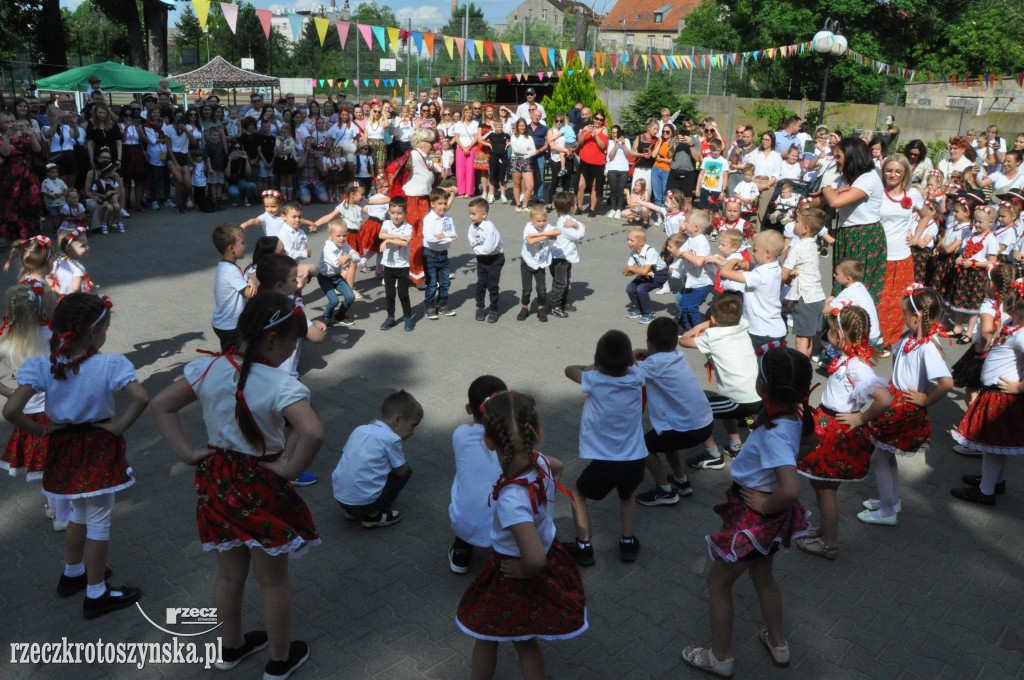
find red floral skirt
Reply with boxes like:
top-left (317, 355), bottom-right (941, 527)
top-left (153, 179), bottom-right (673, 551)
top-left (456, 542), bottom-right (587, 642)
top-left (43, 425), bottom-right (132, 499)
top-left (707, 483), bottom-right (809, 562)
top-left (798, 409), bottom-right (874, 481)
top-left (879, 258), bottom-right (915, 346)
top-left (357, 216), bottom-right (383, 256)
top-left (950, 266), bottom-right (988, 314)
top-left (952, 345), bottom-right (985, 388)
top-left (868, 384), bottom-right (931, 455)
top-left (195, 448), bottom-right (320, 558)
top-left (954, 389), bottom-right (1024, 455)
top-left (406, 195), bottom-right (429, 284)
top-left (1, 412), bottom-right (49, 481)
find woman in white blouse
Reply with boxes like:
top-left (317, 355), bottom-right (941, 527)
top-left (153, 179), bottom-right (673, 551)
top-left (452, 106), bottom-right (479, 197)
top-left (746, 131), bottom-right (783, 222)
top-left (403, 128), bottom-right (441, 289)
top-left (604, 124), bottom-right (631, 218)
top-left (877, 154), bottom-right (923, 350)
top-left (509, 118), bottom-right (537, 213)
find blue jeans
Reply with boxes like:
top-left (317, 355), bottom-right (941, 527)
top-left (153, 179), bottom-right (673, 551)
top-left (317, 273), bottom-right (354, 320)
top-left (651, 166), bottom-right (669, 208)
top-left (675, 284), bottom-right (713, 331)
top-left (424, 248), bottom-right (451, 310)
top-left (626, 268), bottom-right (669, 315)
top-left (533, 155), bottom-right (546, 201)
top-left (227, 179), bottom-right (257, 202)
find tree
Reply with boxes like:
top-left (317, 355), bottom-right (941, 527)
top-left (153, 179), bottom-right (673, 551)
top-left (91, 0), bottom-right (147, 67)
top-left (441, 3), bottom-right (489, 39)
top-left (539, 64), bottom-right (609, 126)
top-left (64, 3), bottom-right (131, 64)
top-left (174, 4), bottom-right (203, 68)
top-left (618, 81), bottom-right (699, 137)
top-left (350, 1), bottom-right (399, 27)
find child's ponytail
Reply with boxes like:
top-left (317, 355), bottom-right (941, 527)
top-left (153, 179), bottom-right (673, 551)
top-left (482, 391), bottom-right (542, 480)
top-left (4, 236), bottom-right (54, 278)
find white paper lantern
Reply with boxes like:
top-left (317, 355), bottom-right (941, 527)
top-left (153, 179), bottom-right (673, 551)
top-left (831, 35), bottom-right (848, 57)
top-left (813, 30), bottom-right (834, 54)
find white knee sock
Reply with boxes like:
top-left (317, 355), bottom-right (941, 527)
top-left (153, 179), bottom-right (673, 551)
top-left (980, 453), bottom-right (1006, 495)
top-left (871, 448), bottom-right (898, 516)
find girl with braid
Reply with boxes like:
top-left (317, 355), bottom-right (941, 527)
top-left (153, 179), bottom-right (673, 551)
top-left (859, 286), bottom-right (953, 526)
top-left (796, 304), bottom-right (891, 560)
top-left (3, 293), bottom-right (148, 619)
top-left (952, 264), bottom-right (1017, 408)
top-left (456, 391), bottom-right (586, 680)
top-left (683, 346), bottom-right (814, 678)
top-left (150, 291), bottom-right (321, 680)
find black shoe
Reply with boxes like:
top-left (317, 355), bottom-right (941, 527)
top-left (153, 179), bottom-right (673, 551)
top-left (537, 309), bottom-right (548, 322)
top-left (619, 536), bottom-right (641, 562)
top-left (475, 308), bottom-right (487, 321)
top-left (587, 209), bottom-right (596, 218)
top-left (361, 509), bottom-right (402, 528)
top-left (636, 487), bottom-right (680, 506)
top-left (687, 450), bottom-right (726, 470)
top-left (82, 583), bottom-right (142, 619)
top-left (960, 474), bottom-right (1006, 494)
top-left (516, 307), bottom-right (530, 321)
top-left (950, 486), bottom-right (996, 506)
top-left (263, 640), bottom-right (310, 680)
top-left (487, 310), bottom-right (499, 323)
top-left (550, 307), bottom-right (568, 318)
top-left (321, 315), bottom-right (337, 328)
top-left (563, 304), bottom-right (577, 312)
top-left (57, 567), bottom-right (112, 598)
top-left (565, 540), bottom-right (595, 566)
top-left (448, 543), bottom-right (473, 574)
top-left (214, 631), bottom-right (269, 671)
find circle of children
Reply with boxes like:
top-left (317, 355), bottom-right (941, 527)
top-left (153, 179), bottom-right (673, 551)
top-left (1, 97), bottom-right (1023, 680)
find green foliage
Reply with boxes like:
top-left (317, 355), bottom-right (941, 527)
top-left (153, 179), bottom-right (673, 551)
top-left (349, 2), bottom-right (398, 27)
top-left (737, 101), bottom-right (796, 132)
top-left (63, 3), bottom-right (131, 64)
top-left (618, 80), bottom-right (699, 137)
top-left (0, 1), bottom-right (43, 61)
top-left (441, 3), bottom-right (490, 40)
top-left (539, 64), bottom-right (609, 127)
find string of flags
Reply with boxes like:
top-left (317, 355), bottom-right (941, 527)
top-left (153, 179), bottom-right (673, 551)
top-left (191, 1), bottom-right (1022, 88)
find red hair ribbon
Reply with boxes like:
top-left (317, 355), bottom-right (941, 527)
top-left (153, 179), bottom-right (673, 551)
top-left (263, 304), bottom-right (304, 330)
top-left (799, 197), bottom-right (813, 205)
top-left (903, 282), bottom-right (924, 297)
top-left (0, 315), bottom-right (9, 336)
top-left (954, 197), bottom-right (970, 209)
top-left (999, 200), bottom-right (1020, 212)
top-left (830, 299), bottom-right (853, 316)
top-left (1012, 278), bottom-right (1024, 295)
top-left (722, 197), bottom-right (742, 205)
top-left (98, 294), bottom-right (113, 308)
top-left (489, 453), bottom-right (573, 512)
top-left (928, 169), bottom-right (943, 177)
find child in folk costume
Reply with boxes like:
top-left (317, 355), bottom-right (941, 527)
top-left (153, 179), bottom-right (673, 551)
top-left (796, 303), bottom-right (892, 560)
top-left (682, 346), bottom-right (814, 678)
top-left (859, 285), bottom-right (953, 525)
top-left (3, 293), bottom-right (149, 619)
top-left (150, 292), bottom-right (321, 679)
top-left (951, 206), bottom-right (1000, 343)
top-left (719, 197), bottom-right (756, 243)
top-left (952, 264), bottom-right (1017, 409)
top-left (950, 280), bottom-right (1024, 505)
top-left (54, 227), bottom-right (94, 295)
top-left (5, 235), bottom-right (56, 290)
top-left (933, 196), bottom-right (972, 302)
top-left (908, 199), bottom-right (940, 286)
top-left (455, 391), bottom-right (586, 680)
top-left (993, 199), bottom-right (1021, 264)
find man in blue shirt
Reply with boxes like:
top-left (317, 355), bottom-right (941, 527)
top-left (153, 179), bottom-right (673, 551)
top-left (774, 116), bottom-right (801, 156)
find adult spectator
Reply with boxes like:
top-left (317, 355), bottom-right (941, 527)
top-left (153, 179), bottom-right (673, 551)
top-left (575, 110), bottom-right (608, 217)
top-left (629, 119), bottom-right (658, 192)
top-left (44, 105), bottom-right (81, 189)
top-left (700, 118), bottom-right (727, 158)
top-left (667, 120), bottom-right (701, 212)
top-left (649, 122), bottom-right (674, 211)
top-left (12, 97), bottom-right (41, 135)
top-left (528, 107), bottom-right (548, 204)
top-left (883, 115), bottom-right (900, 149)
top-left (327, 107), bottom-right (361, 165)
top-left (242, 92), bottom-right (263, 119)
top-left (938, 137), bottom-right (973, 180)
top-left (545, 112), bottom-right (574, 206)
top-left (452, 105), bottom-right (479, 197)
top-left (364, 104), bottom-right (390, 174)
top-left (818, 137), bottom-right (886, 303)
top-left (981, 149), bottom-right (1024, 194)
top-left (774, 116), bottom-right (801, 158)
top-left (393, 101), bottom-right (418, 153)
top-left (868, 136), bottom-right (887, 172)
top-left (987, 124), bottom-right (1007, 156)
top-left (416, 90), bottom-right (430, 115)
top-left (800, 126), bottom-right (831, 185)
top-left (85, 103), bottom-right (122, 169)
top-left (0, 112), bottom-right (42, 242)
top-left (604, 124), bottom-right (631, 219)
top-left (1014, 133), bottom-right (1024, 152)
top-left (728, 125), bottom-right (755, 170)
top-left (747, 131), bottom-right (782, 222)
top-left (403, 128), bottom-right (441, 289)
top-left (119, 102), bottom-right (148, 212)
top-left (656, 108), bottom-right (672, 135)
top-left (514, 88), bottom-right (544, 122)
top-left (295, 134), bottom-right (328, 205)
top-left (471, 100), bottom-right (484, 124)
top-left (509, 118), bottom-right (537, 212)
top-left (877, 154), bottom-right (923, 349)
top-left (903, 139), bottom-right (933, 191)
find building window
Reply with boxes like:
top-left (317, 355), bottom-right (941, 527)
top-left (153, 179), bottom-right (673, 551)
top-left (663, 36), bottom-right (672, 49)
top-left (626, 33), bottom-right (634, 48)
top-left (514, 14), bottom-right (518, 21)
top-left (653, 3), bottom-right (672, 24)
top-left (542, 8), bottom-right (547, 20)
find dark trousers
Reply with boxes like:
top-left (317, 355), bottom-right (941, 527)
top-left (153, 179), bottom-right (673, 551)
top-left (607, 170), bottom-right (629, 210)
top-left (423, 248), bottom-right (451, 310)
top-left (338, 465), bottom-right (413, 517)
top-left (212, 326), bottom-right (238, 353)
top-left (520, 261), bottom-right (547, 308)
top-left (383, 265), bottom-right (412, 318)
top-left (549, 258), bottom-right (572, 309)
top-left (546, 156), bottom-right (575, 204)
top-left (626, 268), bottom-right (670, 314)
top-left (475, 252), bottom-right (504, 311)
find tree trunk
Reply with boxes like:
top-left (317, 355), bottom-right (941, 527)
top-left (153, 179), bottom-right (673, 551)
top-left (144, 0), bottom-right (168, 74)
top-left (37, 0), bottom-right (68, 76)
top-left (572, 7), bottom-right (591, 51)
top-left (122, 0), bottom-right (147, 68)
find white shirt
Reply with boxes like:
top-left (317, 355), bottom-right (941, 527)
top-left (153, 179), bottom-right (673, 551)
top-left (183, 356), bottom-right (309, 456)
top-left (579, 367), bottom-right (647, 461)
top-left (331, 420), bottom-right (406, 505)
top-left (834, 282), bottom-right (881, 344)
top-left (192, 163), bottom-right (207, 187)
top-left (748, 149), bottom-right (782, 180)
top-left (778, 161), bottom-right (802, 181)
top-left (938, 156), bottom-right (972, 180)
top-left (821, 357), bottom-right (888, 412)
top-left (992, 223), bottom-right (1018, 252)
top-left (490, 452), bottom-right (557, 556)
top-left (720, 251), bottom-right (748, 293)
top-left (402, 150), bottom-right (435, 197)
top-left (962, 231), bottom-right (1000, 262)
top-left (891, 336), bottom-right (952, 393)
top-left (729, 418), bottom-right (801, 492)
top-left (277, 224), bottom-right (309, 261)
top-left (41, 178), bottom-right (67, 209)
top-left (319, 239), bottom-right (355, 277)
top-left (521, 222), bottom-right (554, 269)
top-left (663, 211), bottom-right (686, 238)
top-left (366, 194), bottom-right (390, 221)
top-left (144, 127), bottom-right (166, 166)
top-left (336, 201), bottom-right (365, 232)
top-left (981, 327), bottom-right (1024, 385)
top-left (733, 180), bottom-right (760, 203)
top-left (364, 121), bottom-right (388, 141)
top-left (162, 124), bottom-right (190, 154)
top-left (628, 243), bottom-right (666, 272)
top-left (513, 101), bottom-right (545, 123)
top-left (986, 171), bottom-right (1024, 194)
top-left (636, 350), bottom-right (713, 434)
top-left (916, 219), bottom-right (939, 248)
top-left (509, 134), bottom-right (536, 158)
top-left (380, 219), bottom-right (413, 267)
top-left (468, 219), bottom-right (503, 255)
top-left (326, 121), bottom-right (358, 145)
top-left (53, 258), bottom-right (89, 295)
top-left (453, 120), bottom-right (479, 150)
top-left (742, 261), bottom-right (786, 337)
top-left (879, 188), bottom-right (924, 260)
top-left (18, 354), bottom-right (137, 425)
top-left (834, 171), bottom-right (884, 227)
top-left (552, 215), bottom-right (585, 263)
top-left (423, 210), bottom-right (457, 251)
top-left (694, 319), bottom-right (762, 404)
top-left (606, 137), bottom-right (630, 171)
top-left (212, 261), bottom-right (248, 330)
top-left (259, 212), bottom-right (285, 239)
top-left (680, 233), bottom-right (714, 288)
top-left (449, 423), bottom-right (501, 548)
top-left (783, 238), bottom-right (825, 302)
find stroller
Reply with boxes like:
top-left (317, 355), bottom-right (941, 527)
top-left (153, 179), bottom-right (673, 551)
top-left (763, 179), bottom-right (809, 233)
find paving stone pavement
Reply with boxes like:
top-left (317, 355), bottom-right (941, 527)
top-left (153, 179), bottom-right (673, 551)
top-left (0, 199), bottom-right (1022, 680)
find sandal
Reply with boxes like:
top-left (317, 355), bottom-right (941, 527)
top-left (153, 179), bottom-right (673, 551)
top-left (956, 332), bottom-right (972, 345)
top-left (681, 646), bottom-right (734, 679)
top-left (796, 536), bottom-right (838, 560)
top-left (759, 629), bottom-right (790, 667)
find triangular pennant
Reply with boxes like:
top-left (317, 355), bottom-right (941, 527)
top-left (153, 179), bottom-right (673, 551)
top-left (255, 8), bottom-right (272, 39)
top-left (641, 54), bottom-right (649, 70)
top-left (473, 39), bottom-right (484, 61)
top-left (287, 14), bottom-right (304, 42)
top-left (219, 3), bottom-right (238, 34)
top-left (559, 48), bottom-right (568, 68)
top-left (579, 50), bottom-right (587, 67)
top-left (444, 35), bottom-right (454, 59)
top-left (484, 40), bottom-right (494, 62)
top-left (443, 76), bottom-right (449, 84)
top-left (372, 25), bottom-right (387, 52)
top-left (633, 54), bottom-right (639, 70)
top-left (374, 79), bottom-right (380, 86)
top-left (423, 33), bottom-right (435, 58)
top-left (192, 0), bottom-right (210, 31)
top-left (466, 39), bottom-right (477, 61)
top-left (547, 48), bottom-right (555, 68)
top-left (413, 31), bottom-right (423, 55)
top-left (501, 42), bottom-right (512, 64)
top-left (398, 79), bottom-right (403, 86)
top-left (514, 43), bottom-right (526, 65)
top-left (387, 26), bottom-right (401, 52)
top-left (538, 72), bottom-right (544, 81)
top-left (506, 74), bottom-right (513, 82)
top-left (314, 17), bottom-right (330, 47)
top-left (515, 73), bottom-right (522, 82)
top-left (336, 21), bottom-right (349, 49)
top-left (435, 77), bottom-right (441, 85)
top-left (318, 79), bottom-right (325, 87)
top-left (363, 79), bottom-right (369, 87)
top-left (522, 45), bottom-right (530, 66)
top-left (1019, 72), bottom-right (1024, 88)
top-left (610, 53), bottom-right (617, 70)
top-left (587, 68), bottom-right (594, 77)
top-left (540, 46), bottom-right (549, 68)
top-left (556, 70), bottom-right (562, 78)
top-left (454, 37), bottom-right (465, 58)
top-left (357, 24), bottom-right (373, 49)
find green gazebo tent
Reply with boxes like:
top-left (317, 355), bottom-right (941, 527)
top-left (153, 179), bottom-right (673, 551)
top-left (35, 61), bottom-right (184, 93)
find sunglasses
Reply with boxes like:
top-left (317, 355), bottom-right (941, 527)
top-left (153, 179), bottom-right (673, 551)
top-left (594, 118), bottom-right (605, 123)
top-left (473, 107), bottom-right (481, 110)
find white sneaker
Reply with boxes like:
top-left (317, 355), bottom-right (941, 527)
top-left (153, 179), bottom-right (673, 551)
top-left (164, 199), bottom-right (176, 208)
top-left (605, 209), bottom-right (617, 218)
top-left (499, 194), bottom-right (509, 204)
top-left (652, 284), bottom-right (671, 295)
top-left (862, 499), bottom-right (902, 513)
top-left (487, 193), bottom-right (494, 203)
top-left (519, 193), bottom-right (524, 203)
top-left (120, 208), bottom-right (130, 218)
top-left (352, 290), bottom-right (364, 300)
top-left (186, 199), bottom-right (195, 209)
top-left (614, 210), bottom-right (622, 219)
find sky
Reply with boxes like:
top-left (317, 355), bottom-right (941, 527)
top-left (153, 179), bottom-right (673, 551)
top-left (59, 0), bottom-right (520, 31)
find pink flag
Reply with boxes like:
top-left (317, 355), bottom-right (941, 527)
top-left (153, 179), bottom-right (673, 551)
top-left (336, 21), bottom-right (349, 49)
top-left (357, 23), bottom-right (373, 49)
top-left (220, 3), bottom-right (238, 34)
top-left (255, 8), bottom-right (272, 39)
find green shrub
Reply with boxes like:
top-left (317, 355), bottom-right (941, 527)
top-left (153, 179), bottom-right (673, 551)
top-left (618, 80), bottom-right (699, 137)
top-left (539, 63), bottom-right (610, 127)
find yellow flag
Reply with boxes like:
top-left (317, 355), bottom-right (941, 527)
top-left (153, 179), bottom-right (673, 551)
top-left (641, 54), bottom-right (649, 69)
top-left (314, 17), bottom-right (330, 47)
top-left (474, 39), bottom-right (484, 61)
top-left (501, 42), bottom-right (512, 63)
top-left (387, 27), bottom-right (401, 53)
top-left (192, 0), bottom-right (211, 30)
top-left (444, 35), bottom-right (455, 59)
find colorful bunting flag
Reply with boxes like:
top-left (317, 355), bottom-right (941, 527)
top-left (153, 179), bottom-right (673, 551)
top-left (192, 0), bottom-right (210, 31)
top-left (357, 24), bottom-right (373, 49)
top-left (371, 25), bottom-right (387, 51)
top-left (255, 8), bottom-right (272, 39)
top-left (314, 17), bottom-right (329, 47)
top-left (387, 27), bottom-right (401, 52)
top-left (336, 21), bottom-right (349, 49)
top-left (287, 14), bottom-right (304, 42)
top-left (219, 3), bottom-right (238, 34)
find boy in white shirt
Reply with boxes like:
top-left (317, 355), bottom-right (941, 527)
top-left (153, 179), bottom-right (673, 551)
top-left (277, 200), bottom-right (319, 286)
top-left (716, 229), bottom-right (787, 348)
top-left (210, 223), bottom-right (256, 351)
top-left (673, 209), bottom-right (716, 333)
top-left (332, 391), bottom-right (423, 528)
top-left (41, 163), bottom-right (68, 223)
top-left (732, 164), bottom-right (760, 213)
top-left (781, 207), bottom-right (827, 357)
top-left (822, 257), bottom-right (883, 360)
top-left (378, 197), bottom-right (416, 331)
top-left (467, 198), bottom-right (504, 323)
top-left (679, 295), bottom-right (763, 468)
top-left (624, 227), bottom-right (669, 324)
top-left (516, 204), bottom-right (561, 323)
top-left (564, 330), bottom-right (647, 565)
top-left (447, 375), bottom-right (507, 574)
top-left (317, 218), bottom-right (357, 327)
top-left (422, 186), bottom-right (459, 320)
top-left (549, 191), bottom-right (586, 318)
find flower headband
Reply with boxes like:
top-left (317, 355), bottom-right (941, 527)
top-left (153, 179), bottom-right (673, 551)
top-left (975, 205), bottom-right (994, 215)
top-left (755, 340), bottom-right (786, 357)
top-left (91, 294), bottom-right (113, 328)
top-left (261, 190), bottom-right (283, 199)
top-left (66, 226), bottom-right (87, 243)
top-left (30, 235), bottom-right (52, 247)
top-left (928, 169), bottom-right (943, 177)
top-left (799, 197), bottom-right (814, 205)
top-left (903, 282), bottom-right (924, 313)
top-left (722, 197), bottom-right (742, 205)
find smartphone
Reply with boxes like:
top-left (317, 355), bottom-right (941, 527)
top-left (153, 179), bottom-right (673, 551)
top-left (804, 139), bottom-right (816, 153)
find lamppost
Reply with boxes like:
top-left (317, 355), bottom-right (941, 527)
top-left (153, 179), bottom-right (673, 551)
top-left (813, 18), bottom-right (846, 126)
